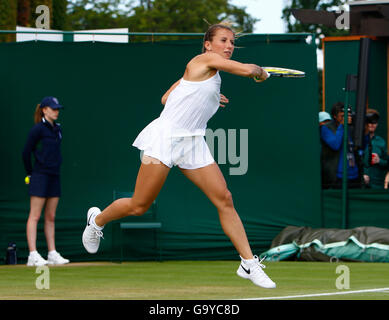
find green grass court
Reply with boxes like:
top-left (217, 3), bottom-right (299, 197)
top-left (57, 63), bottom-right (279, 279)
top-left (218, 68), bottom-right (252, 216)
top-left (1, 261), bottom-right (389, 300)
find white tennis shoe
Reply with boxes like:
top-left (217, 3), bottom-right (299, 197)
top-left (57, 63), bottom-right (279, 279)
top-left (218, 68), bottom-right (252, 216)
top-left (237, 255), bottom-right (276, 289)
top-left (47, 251), bottom-right (70, 265)
top-left (27, 251), bottom-right (48, 267)
top-left (82, 207), bottom-right (104, 254)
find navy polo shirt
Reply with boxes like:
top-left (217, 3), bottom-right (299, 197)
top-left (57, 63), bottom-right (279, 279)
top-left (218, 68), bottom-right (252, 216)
top-left (22, 118), bottom-right (62, 176)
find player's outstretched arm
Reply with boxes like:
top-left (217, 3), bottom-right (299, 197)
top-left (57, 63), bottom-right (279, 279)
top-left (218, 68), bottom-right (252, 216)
top-left (205, 52), bottom-right (268, 81)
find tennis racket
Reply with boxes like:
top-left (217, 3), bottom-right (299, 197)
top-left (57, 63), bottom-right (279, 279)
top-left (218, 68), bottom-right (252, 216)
top-left (255, 67), bottom-right (305, 80)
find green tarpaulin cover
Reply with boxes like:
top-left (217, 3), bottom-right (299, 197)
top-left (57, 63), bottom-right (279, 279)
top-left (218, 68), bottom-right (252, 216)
top-left (261, 226), bottom-right (389, 262)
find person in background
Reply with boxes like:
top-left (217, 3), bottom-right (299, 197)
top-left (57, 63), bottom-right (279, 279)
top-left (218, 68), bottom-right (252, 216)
top-left (319, 111), bottom-right (331, 126)
top-left (320, 103), bottom-right (347, 188)
top-left (22, 96), bottom-right (69, 266)
top-left (318, 111), bottom-right (332, 187)
top-left (363, 109), bottom-right (389, 189)
top-left (320, 102), bottom-right (365, 189)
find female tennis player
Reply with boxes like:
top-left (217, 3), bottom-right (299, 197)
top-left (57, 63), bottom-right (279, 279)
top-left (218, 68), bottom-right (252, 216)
top-left (22, 97), bottom-right (69, 266)
top-left (82, 24), bottom-right (275, 288)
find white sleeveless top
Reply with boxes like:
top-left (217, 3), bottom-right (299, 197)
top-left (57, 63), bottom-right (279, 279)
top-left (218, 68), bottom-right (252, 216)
top-left (132, 72), bottom-right (221, 154)
top-left (158, 71), bottom-right (221, 136)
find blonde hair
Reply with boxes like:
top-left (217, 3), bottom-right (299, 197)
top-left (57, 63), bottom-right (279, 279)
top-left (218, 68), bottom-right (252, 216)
top-left (34, 104), bottom-right (44, 124)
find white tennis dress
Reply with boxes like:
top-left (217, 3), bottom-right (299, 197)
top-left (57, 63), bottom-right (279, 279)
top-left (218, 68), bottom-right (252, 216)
top-left (133, 71), bottom-right (221, 169)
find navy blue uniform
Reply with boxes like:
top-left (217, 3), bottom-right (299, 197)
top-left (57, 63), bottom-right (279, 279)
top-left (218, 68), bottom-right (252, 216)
top-left (22, 118), bottom-right (62, 197)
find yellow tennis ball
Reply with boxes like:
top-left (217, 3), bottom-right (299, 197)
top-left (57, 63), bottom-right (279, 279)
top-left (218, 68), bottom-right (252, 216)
top-left (25, 176), bottom-right (30, 184)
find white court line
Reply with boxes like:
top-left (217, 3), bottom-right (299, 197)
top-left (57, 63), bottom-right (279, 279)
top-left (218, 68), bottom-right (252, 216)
top-left (241, 287), bottom-right (389, 300)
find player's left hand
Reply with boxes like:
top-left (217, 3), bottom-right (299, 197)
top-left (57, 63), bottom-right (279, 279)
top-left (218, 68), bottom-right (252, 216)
top-left (220, 94), bottom-right (229, 108)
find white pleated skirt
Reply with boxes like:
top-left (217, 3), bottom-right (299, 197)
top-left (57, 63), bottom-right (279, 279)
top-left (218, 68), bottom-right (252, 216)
top-left (132, 118), bottom-right (215, 169)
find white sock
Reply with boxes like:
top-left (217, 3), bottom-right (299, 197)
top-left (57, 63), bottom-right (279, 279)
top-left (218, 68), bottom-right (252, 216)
top-left (91, 216), bottom-right (104, 231)
top-left (48, 250), bottom-right (57, 256)
top-left (241, 256), bottom-right (256, 266)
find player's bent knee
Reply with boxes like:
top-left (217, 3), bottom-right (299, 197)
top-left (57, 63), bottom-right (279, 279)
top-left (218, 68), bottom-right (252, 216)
top-left (129, 199), bottom-right (152, 216)
top-left (118, 198), bottom-right (152, 216)
top-left (131, 204), bottom-right (150, 216)
top-left (225, 190), bottom-right (234, 206)
top-left (218, 189), bottom-right (234, 209)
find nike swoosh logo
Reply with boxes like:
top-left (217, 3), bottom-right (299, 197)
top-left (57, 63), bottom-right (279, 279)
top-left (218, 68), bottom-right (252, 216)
top-left (241, 264), bottom-right (250, 274)
top-left (87, 214), bottom-right (93, 226)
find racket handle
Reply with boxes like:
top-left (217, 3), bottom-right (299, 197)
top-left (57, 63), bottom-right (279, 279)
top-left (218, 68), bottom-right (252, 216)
top-left (254, 70), bottom-right (270, 81)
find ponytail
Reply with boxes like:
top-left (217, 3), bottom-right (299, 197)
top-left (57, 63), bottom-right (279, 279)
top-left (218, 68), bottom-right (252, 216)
top-left (34, 104), bottom-right (43, 124)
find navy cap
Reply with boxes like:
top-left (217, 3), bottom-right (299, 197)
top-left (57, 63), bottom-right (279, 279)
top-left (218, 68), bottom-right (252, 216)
top-left (40, 96), bottom-right (63, 109)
